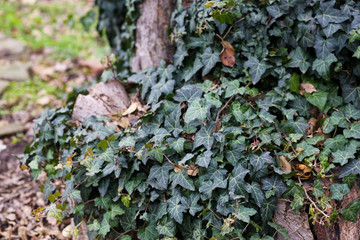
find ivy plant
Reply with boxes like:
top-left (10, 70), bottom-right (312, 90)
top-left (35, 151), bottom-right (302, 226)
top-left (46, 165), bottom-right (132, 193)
top-left (23, 0), bottom-right (360, 239)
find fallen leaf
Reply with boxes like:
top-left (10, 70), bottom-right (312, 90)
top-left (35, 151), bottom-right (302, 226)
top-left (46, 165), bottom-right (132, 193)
top-left (220, 40), bottom-right (235, 67)
top-left (122, 102), bottom-right (138, 116)
top-left (62, 224), bottom-right (73, 238)
top-left (118, 117), bottom-right (130, 129)
top-left (279, 156), bottom-right (292, 173)
top-left (174, 164), bottom-right (182, 173)
top-left (187, 164), bottom-right (199, 176)
top-left (18, 226), bottom-right (28, 240)
top-left (305, 117), bottom-right (318, 135)
top-left (300, 83), bottom-right (316, 95)
top-left (295, 164), bottom-right (311, 178)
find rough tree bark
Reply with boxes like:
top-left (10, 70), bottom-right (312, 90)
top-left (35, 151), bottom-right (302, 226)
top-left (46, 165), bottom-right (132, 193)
top-left (131, 0), bottom-right (176, 72)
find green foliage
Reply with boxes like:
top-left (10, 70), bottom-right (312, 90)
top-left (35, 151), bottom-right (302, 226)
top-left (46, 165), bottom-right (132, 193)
top-left (23, 0), bottom-right (360, 239)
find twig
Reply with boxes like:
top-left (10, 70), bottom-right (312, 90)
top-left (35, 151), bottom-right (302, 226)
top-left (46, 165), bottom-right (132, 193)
top-left (223, 17), bottom-right (246, 40)
top-left (299, 178), bottom-right (329, 219)
top-left (215, 94), bottom-right (235, 124)
top-left (152, 144), bottom-right (176, 167)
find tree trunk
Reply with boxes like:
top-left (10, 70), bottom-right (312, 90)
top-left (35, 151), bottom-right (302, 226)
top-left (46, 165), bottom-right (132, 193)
top-left (131, 0), bottom-right (176, 72)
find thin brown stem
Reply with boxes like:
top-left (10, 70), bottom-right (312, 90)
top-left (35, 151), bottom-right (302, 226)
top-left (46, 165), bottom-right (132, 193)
top-left (223, 17), bottom-right (246, 40)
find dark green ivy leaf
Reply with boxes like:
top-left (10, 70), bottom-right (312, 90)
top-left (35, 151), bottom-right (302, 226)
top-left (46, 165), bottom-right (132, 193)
top-left (201, 47), bottom-right (221, 76)
top-left (244, 57), bottom-right (271, 85)
top-left (330, 184), bottom-right (350, 201)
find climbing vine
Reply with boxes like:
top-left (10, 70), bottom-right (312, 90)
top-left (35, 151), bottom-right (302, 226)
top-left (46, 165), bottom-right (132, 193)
top-left (23, 0), bottom-right (360, 239)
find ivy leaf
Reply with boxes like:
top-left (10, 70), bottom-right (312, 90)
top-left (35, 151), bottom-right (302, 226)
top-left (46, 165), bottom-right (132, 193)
top-left (182, 56), bottom-right (204, 81)
top-left (164, 106), bottom-right (183, 137)
top-left (268, 222), bottom-right (290, 239)
top-left (174, 85), bottom-right (203, 103)
top-left (339, 159), bottom-right (360, 178)
top-left (184, 98), bottom-right (210, 123)
top-left (245, 182), bottom-right (264, 207)
top-left (118, 136), bottom-right (136, 148)
top-left (95, 195), bottom-right (111, 210)
top-left (250, 152), bottom-right (274, 171)
top-left (312, 53), bottom-right (337, 79)
top-left (174, 41), bottom-right (189, 67)
top-left (100, 148), bottom-right (114, 162)
top-left (244, 57), bottom-right (271, 84)
top-left (157, 61), bottom-right (175, 82)
top-left (315, 0), bottom-right (350, 27)
top-left (109, 204), bottom-right (125, 219)
top-left (167, 196), bottom-right (188, 223)
top-left (305, 90), bottom-right (328, 112)
top-left (156, 218), bottom-right (176, 237)
top-left (332, 150), bottom-right (355, 166)
top-left (234, 205), bottom-right (257, 223)
top-left (201, 47), bottom-right (221, 76)
top-left (289, 73), bottom-right (300, 93)
top-left (297, 142), bottom-right (319, 161)
top-left (313, 180), bottom-right (325, 199)
top-left (196, 150), bottom-right (212, 168)
top-left (148, 162), bottom-right (173, 189)
top-left (291, 192), bottom-right (304, 212)
top-left (181, 193), bottom-right (203, 216)
top-left (344, 104), bottom-right (360, 120)
top-left (286, 47), bottom-right (310, 73)
top-left (341, 201), bottom-right (360, 222)
top-left (169, 138), bottom-right (185, 153)
top-left (138, 223), bottom-right (159, 240)
top-left (170, 169), bottom-right (195, 191)
top-left (193, 123), bottom-right (215, 151)
top-left (324, 135), bottom-right (347, 151)
top-left (99, 214), bottom-right (111, 237)
top-left (266, 5), bottom-right (284, 19)
top-left (261, 175), bottom-right (286, 197)
top-left (88, 219), bottom-right (100, 231)
top-left (330, 184), bottom-right (350, 201)
top-left (150, 128), bottom-right (171, 143)
top-left (344, 123), bottom-right (360, 139)
top-left (323, 23), bottom-right (342, 38)
top-left (261, 197), bottom-right (277, 223)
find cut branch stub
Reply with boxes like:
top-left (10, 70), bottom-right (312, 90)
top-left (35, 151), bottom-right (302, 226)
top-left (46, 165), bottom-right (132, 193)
top-left (72, 80), bottom-right (130, 122)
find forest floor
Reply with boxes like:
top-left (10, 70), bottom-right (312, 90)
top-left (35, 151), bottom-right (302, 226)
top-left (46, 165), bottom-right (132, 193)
top-left (0, 0), bottom-right (108, 239)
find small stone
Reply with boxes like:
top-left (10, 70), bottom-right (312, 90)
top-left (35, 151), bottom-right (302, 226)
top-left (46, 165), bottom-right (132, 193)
top-left (0, 123), bottom-right (27, 137)
top-left (0, 80), bottom-right (9, 95)
top-left (0, 64), bottom-right (30, 82)
top-left (0, 38), bottom-right (26, 58)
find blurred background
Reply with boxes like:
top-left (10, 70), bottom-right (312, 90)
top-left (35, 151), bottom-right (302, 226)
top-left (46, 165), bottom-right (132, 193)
top-left (0, 0), bottom-right (110, 238)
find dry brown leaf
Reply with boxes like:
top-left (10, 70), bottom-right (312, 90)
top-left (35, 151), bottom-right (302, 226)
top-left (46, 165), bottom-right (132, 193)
top-left (220, 40), bottom-right (235, 67)
top-left (279, 156), bottom-right (292, 173)
top-left (295, 164), bottom-right (311, 178)
top-left (300, 83), bottom-right (316, 95)
top-left (18, 226), bottom-right (28, 240)
top-left (174, 164), bottom-right (182, 172)
top-left (187, 164), bottom-right (199, 176)
top-left (118, 117), bottom-right (130, 129)
top-left (122, 102), bottom-right (138, 116)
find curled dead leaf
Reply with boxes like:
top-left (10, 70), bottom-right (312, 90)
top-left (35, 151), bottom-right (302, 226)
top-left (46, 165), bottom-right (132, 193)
top-left (300, 83), bottom-right (316, 95)
top-left (295, 164), bottom-right (311, 178)
top-left (187, 164), bottom-right (199, 176)
top-left (62, 224), bottom-right (73, 238)
top-left (279, 156), bottom-right (292, 173)
top-left (122, 102), bottom-right (138, 116)
top-left (220, 40), bottom-right (235, 67)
